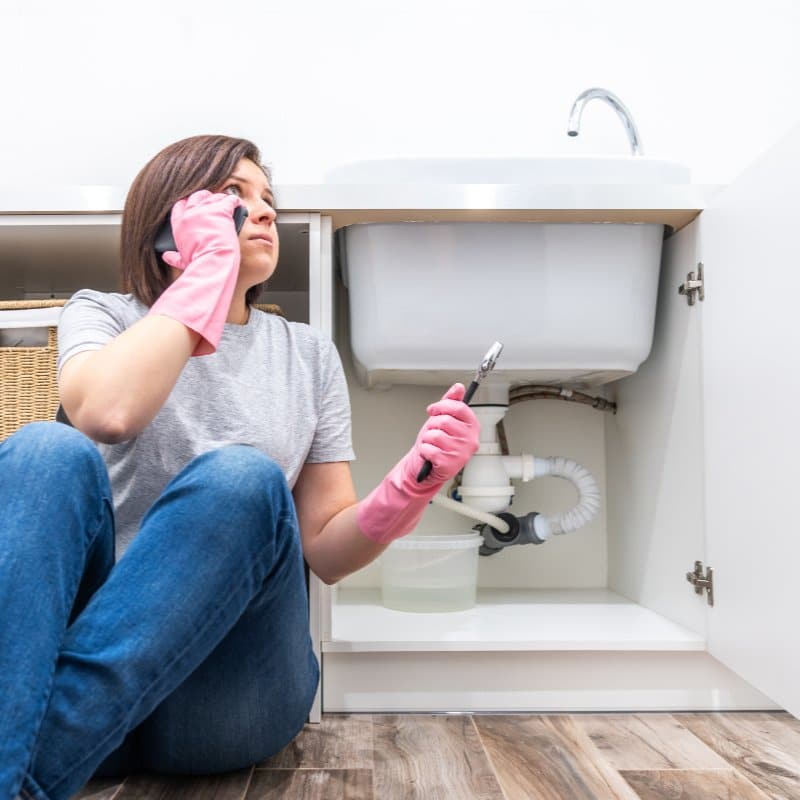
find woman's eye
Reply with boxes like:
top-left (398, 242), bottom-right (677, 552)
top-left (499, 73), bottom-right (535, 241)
top-left (224, 185), bottom-right (241, 196)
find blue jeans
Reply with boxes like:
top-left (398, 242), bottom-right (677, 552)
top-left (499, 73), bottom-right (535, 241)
top-left (0, 422), bottom-right (319, 800)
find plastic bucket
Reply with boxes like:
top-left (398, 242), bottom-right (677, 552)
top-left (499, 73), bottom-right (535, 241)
top-left (380, 532), bottom-right (483, 612)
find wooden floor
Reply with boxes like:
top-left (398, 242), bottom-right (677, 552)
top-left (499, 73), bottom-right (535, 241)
top-left (71, 711), bottom-right (800, 800)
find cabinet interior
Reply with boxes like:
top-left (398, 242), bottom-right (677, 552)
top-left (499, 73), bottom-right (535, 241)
top-left (329, 217), bottom-right (708, 653)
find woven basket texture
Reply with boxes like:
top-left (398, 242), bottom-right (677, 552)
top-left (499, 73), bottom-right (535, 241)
top-left (0, 300), bottom-right (66, 442)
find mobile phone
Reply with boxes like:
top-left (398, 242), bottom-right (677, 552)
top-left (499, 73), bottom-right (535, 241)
top-left (154, 203), bottom-right (249, 261)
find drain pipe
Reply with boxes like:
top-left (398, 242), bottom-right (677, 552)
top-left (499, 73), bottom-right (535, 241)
top-left (431, 493), bottom-right (511, 533)
top-left (460, 453), bottom-right (601, 543)
top-left (452, 382), bottom-right (600, 545)
top-left (533, 456), bottom-right (601, 537)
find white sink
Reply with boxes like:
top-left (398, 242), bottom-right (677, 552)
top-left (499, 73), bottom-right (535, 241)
top-left (330, 155), bottom-right (689, 389)
top-left (340, 220), bottom-right (664, 389)
top-left (323, 156), bottom-right (691, 185)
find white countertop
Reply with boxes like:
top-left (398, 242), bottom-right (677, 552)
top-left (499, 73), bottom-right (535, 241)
top-left (0, 182), bottom-right (725, 233)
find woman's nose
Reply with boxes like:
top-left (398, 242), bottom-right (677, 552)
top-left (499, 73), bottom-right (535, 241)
top-left (250, 198), bottom-right (277, 223)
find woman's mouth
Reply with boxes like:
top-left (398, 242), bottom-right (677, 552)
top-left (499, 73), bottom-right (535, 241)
top-left (249, 235), bottom-right (274, 247)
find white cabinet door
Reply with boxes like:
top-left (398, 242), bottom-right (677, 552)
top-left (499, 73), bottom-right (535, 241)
top-left (699, 122), bottom-right (800, 717)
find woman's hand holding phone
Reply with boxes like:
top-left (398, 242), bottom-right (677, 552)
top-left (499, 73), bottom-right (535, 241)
top-left (149, 190), bottom-right (245, 356)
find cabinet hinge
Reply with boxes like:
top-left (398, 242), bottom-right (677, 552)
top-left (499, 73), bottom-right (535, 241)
top-left (679, 262), bottom-right (705, 305)
top-left (686, 560), bottom-right (714, 606)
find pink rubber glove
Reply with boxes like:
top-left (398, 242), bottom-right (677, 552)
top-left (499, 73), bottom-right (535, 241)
top-left (148, 189), bottom-right (244, 356)
top-left (357, 383), bottom-right (481, 544)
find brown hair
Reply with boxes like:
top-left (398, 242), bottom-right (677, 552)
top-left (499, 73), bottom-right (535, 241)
top-left (120, 135), bottom-right (272, 308)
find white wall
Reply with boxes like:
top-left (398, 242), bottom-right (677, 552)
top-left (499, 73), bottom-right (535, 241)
top-left (2, 0), bottom-right (799, 187)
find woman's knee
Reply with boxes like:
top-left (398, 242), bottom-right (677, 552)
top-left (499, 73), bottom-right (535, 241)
top-left (1, 421), bottom-right (114, 570)
top-left (191, 445), bottom-right (293, 518)
top-left (2, 421), bottom-right (108, 487)
top-left (174, 445), bottom-right (298, 555)
top-left (199, 444), bottom-right (285, 487)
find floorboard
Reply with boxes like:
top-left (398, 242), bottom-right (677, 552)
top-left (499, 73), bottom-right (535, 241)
top-left (474, 714), bottom-right (639, 800)
top-left (245, 769), bottom-right (373, 800)
top-left (111, 769), bottom-right (253, 799)
top-left (674, 711), bottom-right (800, 800)
top-left (256, 714), bottom-right (373, 770)
top-left (372, 714), bottom-right (504, 800)
top-left (574, 713), bottom-right (731, 770)
top-left (619, 769), bottom-right (771, 800)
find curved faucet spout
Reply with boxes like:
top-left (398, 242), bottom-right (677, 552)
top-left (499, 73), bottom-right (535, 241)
top-left (567, 87), bottom-right (644, 156)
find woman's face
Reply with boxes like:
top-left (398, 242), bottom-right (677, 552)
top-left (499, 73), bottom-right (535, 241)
top-left (216, 157), bottom-right (280, 288)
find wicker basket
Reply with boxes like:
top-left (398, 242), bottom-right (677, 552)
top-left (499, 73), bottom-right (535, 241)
top-left (0, 299), bottom-right (285, 443)
top-left (0, 300), bottom-right (66, 442)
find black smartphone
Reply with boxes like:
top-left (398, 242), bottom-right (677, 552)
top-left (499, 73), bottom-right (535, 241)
top-left (154, 204), bottom-right (249, 262)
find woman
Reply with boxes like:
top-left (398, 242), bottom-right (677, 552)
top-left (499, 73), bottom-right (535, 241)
top-left (0, 134), bottom-right (479, 800)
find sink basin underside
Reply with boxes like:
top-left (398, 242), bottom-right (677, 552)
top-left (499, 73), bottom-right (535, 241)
top-left (340, 221), bottom-right (665, 389)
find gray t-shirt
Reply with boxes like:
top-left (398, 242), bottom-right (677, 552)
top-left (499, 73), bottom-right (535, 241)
top-left (57, 289), bottom-right (355, 563)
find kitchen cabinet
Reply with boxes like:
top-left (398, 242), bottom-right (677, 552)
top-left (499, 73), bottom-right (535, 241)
top-left (316, 127), bottom-right (800, 720)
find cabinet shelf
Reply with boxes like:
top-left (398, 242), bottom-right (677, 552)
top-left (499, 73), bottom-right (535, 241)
top-left (326, 588), bottom-right (705, 653)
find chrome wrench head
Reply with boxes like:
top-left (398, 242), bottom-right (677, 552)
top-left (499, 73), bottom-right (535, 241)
top-left (475, 341), bottom-right (504, 383)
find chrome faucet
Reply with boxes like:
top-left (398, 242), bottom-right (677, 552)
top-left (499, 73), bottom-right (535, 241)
top-left (567, 88), bottom-right (644, 156)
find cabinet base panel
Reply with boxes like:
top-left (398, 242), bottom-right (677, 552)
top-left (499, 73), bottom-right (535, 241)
top-left (322, 650), bottom-right (777, 712)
